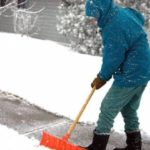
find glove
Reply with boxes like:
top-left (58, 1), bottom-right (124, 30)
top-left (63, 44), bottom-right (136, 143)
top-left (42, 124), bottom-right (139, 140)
top-left (91, 75), bottom-right (106, 89)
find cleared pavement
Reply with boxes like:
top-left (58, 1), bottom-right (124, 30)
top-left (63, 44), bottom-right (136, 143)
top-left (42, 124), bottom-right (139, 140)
top-left (0, 92), bottom-right (149, 149)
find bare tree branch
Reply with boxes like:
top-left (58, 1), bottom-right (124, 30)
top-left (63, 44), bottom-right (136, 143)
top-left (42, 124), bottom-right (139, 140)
top-left (0, 0), bottom-right (45, 36)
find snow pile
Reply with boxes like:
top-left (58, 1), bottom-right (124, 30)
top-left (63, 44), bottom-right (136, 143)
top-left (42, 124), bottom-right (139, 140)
top-left (0, 124), bottom-right (49, 150)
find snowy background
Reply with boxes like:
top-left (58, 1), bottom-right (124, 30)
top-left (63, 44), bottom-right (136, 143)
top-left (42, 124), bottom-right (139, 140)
top-left (0, 32), bottom-right (150, 149)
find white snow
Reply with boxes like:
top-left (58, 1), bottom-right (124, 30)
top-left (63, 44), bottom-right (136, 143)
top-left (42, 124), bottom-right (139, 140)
top-left (0, 124), bottom-right (49, 150)
top-left (0, 32), bottom-right (150, 149)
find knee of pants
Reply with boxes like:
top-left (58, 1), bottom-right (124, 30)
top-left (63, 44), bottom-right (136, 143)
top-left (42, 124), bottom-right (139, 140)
top-left (121, 107), bottom-right (138, 120)
top-left (100, 99), bottom-right (120, 119)
top-left (100, 103), bottom-right (119, 121)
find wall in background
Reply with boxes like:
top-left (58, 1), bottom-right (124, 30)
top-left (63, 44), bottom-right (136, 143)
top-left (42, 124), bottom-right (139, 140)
top-left (0, 0), bottom-right (69, 43)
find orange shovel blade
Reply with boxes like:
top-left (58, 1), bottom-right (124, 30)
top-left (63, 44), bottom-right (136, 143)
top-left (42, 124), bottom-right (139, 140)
top-left (40, 132), bottom-right (85, 150)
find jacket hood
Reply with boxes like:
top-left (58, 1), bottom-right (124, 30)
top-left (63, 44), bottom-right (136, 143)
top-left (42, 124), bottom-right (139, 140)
top-left (85, 0), bottom-right (113, 21)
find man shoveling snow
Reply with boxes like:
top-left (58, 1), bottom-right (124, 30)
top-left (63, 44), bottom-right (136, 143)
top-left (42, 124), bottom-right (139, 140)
top-left (83, 0), bottom-right (150, 150)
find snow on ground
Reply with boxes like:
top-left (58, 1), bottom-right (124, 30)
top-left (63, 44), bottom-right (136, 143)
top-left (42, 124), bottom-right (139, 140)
top-left (0, 124), bottom-right (48, 150)
top-left (0, 32), bottom-right (150, 137)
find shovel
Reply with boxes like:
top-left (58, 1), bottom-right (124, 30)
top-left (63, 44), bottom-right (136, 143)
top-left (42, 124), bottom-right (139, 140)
top-left (40, 86), bottom-right (96, 150)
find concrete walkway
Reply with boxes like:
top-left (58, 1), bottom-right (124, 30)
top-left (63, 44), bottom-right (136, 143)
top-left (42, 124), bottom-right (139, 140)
top-left (0, 91), bottom-right (149, 150)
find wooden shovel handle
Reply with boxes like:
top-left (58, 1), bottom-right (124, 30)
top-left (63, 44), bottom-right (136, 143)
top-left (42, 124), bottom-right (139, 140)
top-left (67, 86), bottom-right (96, 137)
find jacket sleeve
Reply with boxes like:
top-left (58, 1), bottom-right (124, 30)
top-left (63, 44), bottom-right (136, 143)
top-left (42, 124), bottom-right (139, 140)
top-left (98, 26), bottom-right (128, 81)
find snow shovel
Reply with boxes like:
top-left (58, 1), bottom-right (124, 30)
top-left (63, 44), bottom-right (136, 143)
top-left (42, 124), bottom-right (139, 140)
top-left (40, 86), bottom-right (96, 150)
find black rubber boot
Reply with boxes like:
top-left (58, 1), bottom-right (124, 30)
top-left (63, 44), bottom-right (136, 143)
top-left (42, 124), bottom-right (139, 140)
top-left (114, 131), bottom-right (142, 150)
top-left (83, 131), bottom-right (109, 150)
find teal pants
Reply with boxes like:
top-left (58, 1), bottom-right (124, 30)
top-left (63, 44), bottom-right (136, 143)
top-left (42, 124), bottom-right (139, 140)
top-left (95, 84), bottom-right (147, 134)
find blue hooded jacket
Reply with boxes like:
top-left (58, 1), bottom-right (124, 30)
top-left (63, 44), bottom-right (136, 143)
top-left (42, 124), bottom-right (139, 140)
top-left (85, 0), bottom-right (150, 87)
